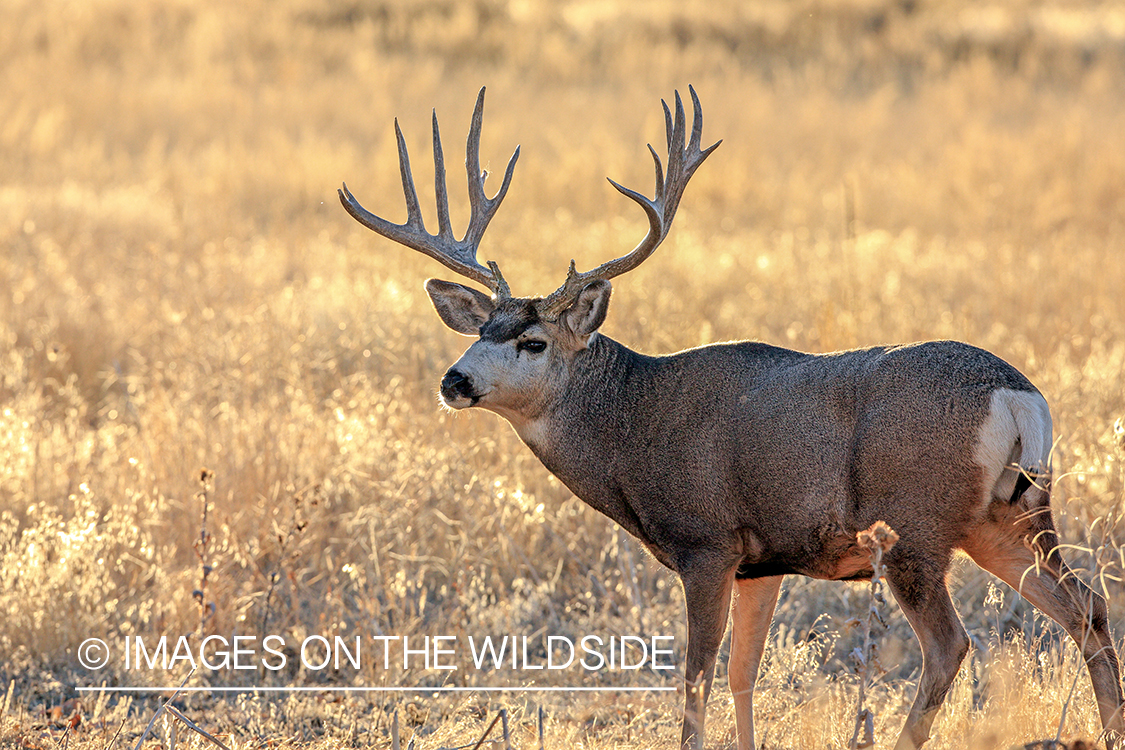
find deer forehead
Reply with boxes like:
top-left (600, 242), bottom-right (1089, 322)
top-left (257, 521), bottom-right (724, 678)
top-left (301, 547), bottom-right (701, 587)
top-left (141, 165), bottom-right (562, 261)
top-left (479, 300), bottom-right (544, 343)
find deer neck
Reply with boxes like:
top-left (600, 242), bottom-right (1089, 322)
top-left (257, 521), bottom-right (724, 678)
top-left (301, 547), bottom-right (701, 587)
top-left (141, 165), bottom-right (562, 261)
top-left (511, 333), bottom-right (636, 452)
top-left (509, 334), bottom-right (658, 544)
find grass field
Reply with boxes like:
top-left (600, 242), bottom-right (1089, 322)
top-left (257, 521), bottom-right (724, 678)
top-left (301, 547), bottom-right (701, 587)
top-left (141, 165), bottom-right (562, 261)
top-left (2, 0), bottom-right (1125, 747)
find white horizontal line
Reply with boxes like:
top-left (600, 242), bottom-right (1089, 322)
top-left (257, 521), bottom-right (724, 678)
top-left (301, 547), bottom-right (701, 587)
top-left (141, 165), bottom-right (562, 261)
top-left (75, 686), bottom-right (676, 693)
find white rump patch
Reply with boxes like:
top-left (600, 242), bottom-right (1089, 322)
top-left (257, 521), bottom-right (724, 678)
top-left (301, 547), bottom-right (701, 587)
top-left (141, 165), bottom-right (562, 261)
top-left (973, 388), bottom-right (1052, 506)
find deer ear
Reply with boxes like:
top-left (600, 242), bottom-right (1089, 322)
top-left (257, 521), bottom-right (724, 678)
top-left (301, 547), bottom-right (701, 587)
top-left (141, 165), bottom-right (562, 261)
top-left (425, 279), bottom-right (495, 335)
top-left (562, 280), bottom-right (612, 338)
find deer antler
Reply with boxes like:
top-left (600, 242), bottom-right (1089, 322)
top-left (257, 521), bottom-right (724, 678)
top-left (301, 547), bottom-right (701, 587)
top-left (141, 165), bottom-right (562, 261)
top-left (537, 85), bottom-right (720, 319)
top-left (339, 87), bottom-right (520, 299)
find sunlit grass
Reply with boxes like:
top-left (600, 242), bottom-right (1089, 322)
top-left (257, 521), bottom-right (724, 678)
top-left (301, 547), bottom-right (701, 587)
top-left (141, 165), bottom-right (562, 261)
top-left (2, 0), bottom-right (1124, 747)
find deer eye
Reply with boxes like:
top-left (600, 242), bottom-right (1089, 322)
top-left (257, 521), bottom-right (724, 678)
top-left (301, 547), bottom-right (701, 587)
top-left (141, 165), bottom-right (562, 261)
top-left (518, 339), bottom-right (547, 354)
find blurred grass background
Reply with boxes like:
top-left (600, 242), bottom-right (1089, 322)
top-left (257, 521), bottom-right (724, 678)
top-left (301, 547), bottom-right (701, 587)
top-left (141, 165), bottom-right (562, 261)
top-left (2, 0), bottom-right (1125, 747)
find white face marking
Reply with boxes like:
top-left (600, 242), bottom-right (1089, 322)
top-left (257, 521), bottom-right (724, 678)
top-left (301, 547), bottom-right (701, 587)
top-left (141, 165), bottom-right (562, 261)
top-left (974, 388), bottom-right (1052, 506)
top-left (514, 417), bottom-right (550, 450)
top-left (440, 327), bottom-right (559, 422)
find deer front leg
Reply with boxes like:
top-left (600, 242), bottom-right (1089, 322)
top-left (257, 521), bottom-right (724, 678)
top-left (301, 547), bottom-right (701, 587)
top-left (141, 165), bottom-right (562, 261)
top-left (729, 575), bottom-right (783, 750)
top-left (679, 565), bottom-right (736, 750)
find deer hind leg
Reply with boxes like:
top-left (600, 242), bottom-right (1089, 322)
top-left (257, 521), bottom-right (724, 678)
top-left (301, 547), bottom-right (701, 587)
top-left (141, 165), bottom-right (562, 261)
top-left (679, 565), bottom-right (736, 750)
top-left (963, 484), bottom-right (1125, 749)
top-left (729, 575), bottom-right (782, 750)
top-left (885, 550), bottom-right (970, 750)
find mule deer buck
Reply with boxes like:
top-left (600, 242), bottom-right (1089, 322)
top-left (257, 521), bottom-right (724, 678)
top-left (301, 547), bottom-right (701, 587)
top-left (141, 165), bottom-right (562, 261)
top-left (340, 88), bottom-right (1124, 750)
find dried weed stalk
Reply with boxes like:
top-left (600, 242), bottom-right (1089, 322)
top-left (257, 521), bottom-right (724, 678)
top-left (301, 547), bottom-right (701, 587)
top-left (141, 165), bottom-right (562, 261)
top-left (192, 469), bottom-right (216, 638)
top-left (849, 520), bottom-right (899, 750)
top-left (260, 486), bottom-right (310, 639)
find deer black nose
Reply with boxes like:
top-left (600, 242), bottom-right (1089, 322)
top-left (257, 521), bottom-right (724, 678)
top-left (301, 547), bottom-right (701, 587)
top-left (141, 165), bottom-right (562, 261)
top-left (440, 368), bottom-right (474, 400)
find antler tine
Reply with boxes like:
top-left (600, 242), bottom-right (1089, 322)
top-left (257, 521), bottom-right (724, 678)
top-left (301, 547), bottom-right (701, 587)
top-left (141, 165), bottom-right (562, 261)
top-left (537, 86), bottom-right (720, 319)
top-left (688, 83), bottom-right (705, 152)
top-left (395, 119), bottom-right (424, 226)
top-left (338, 87), bottom-right (520, 298)
top-left (465, 89), bottom-right (521, 270)
top-left (432, 109), bottom-right (453, 241)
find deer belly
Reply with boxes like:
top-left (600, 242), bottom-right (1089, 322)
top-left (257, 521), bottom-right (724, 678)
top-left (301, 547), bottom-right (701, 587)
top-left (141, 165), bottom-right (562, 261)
top-left (733, 525), bottom-right (874, 581)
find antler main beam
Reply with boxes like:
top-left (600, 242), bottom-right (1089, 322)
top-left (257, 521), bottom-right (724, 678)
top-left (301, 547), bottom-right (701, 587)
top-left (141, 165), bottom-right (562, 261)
top-left (537, 85), bottom-right (720, 319)
top-left (339, 87), bottom-right (519, 298)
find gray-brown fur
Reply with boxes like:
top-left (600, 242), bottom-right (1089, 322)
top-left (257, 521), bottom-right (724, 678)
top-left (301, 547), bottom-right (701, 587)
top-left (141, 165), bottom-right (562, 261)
top-left (342, 89), bottom-right (1124, 750)
top-left (522, 335), bottom-right (1027, 580)
top-left (426, 288), bottom-right (1123, 750)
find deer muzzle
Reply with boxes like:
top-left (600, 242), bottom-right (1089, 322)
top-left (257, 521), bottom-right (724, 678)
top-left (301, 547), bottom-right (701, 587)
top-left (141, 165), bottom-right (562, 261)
top-left (440, 368), bottom-right (478, 407)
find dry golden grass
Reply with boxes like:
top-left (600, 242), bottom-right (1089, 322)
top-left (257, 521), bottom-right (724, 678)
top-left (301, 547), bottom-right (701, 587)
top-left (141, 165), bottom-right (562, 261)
top-left (2, 0), bottom-right (1125, 747)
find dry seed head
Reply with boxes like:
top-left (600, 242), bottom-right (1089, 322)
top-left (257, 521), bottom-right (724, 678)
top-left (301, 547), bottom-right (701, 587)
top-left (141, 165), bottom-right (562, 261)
top-left (857, 520), bottom-right (899, 553)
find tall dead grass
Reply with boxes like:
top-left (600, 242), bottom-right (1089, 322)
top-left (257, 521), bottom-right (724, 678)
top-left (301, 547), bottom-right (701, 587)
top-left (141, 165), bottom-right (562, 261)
top-left (2, 0), bottom-right (1124, 747)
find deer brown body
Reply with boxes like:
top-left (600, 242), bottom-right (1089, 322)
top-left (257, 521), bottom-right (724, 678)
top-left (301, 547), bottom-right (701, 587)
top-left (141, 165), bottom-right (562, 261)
top-left (340, 88), bottom-right (1124, 750)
